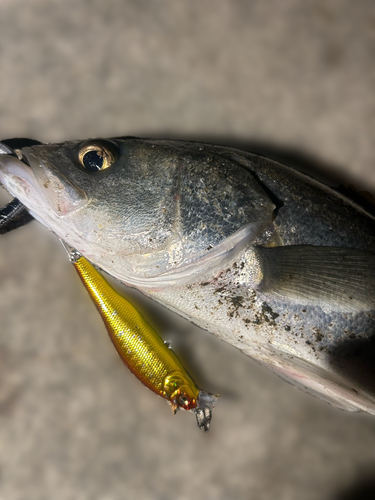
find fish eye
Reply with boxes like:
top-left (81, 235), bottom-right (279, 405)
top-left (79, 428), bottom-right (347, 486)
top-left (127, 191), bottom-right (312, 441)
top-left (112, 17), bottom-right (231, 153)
top-left (179, 395), bottom-right (189, 407)
top-left (78, 141), bottom-right (117, 172)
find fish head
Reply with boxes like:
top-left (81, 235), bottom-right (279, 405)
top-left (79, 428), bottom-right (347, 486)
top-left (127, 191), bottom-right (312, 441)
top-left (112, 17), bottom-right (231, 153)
top-left (164, 372), bottom-right (199, 412)
top-left (0, 137), bottom-right (275, 288)
top-left (172, 385), bottom-right (200, 412)
top-left (164, 371), bottom-right (218, 430)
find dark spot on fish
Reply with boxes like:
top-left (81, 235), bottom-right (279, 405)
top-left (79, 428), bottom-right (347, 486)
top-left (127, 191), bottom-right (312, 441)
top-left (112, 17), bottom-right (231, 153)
top-left (285, 325), bottom-right (291, 331)
top-left (301, 309), bottom-right (307, 313)
top-left (313, 328), bottom-right (324, 342)
top-left (261, 302), bottom-right (279, 322)
top-left (201, 282), bottom-right (210, 287)
top-left (306, 340), bottom-right (311, 345)
top-left (243, 318), bottom-right (251, 324)
top-left (230, 296), bottom-right (244, 309)
top-left (215, 287), bottom-right (225, 294)
top-left (206, 245), bottom-right (213, 251)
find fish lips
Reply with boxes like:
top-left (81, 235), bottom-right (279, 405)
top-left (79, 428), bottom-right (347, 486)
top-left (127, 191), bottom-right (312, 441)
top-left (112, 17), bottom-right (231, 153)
top-left (0, 149), bottom-right (88, 218)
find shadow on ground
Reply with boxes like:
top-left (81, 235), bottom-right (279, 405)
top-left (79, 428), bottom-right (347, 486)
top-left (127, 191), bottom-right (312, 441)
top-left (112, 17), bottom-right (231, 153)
top-left (336, 476), bottom-right (375, 500)
top-left (329, 335), bottom-right (375, 396)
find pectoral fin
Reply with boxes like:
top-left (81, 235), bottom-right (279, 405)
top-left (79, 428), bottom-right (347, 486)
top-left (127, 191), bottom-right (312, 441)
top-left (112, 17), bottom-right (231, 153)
top-left (257, 246), bottom-right (375, 312)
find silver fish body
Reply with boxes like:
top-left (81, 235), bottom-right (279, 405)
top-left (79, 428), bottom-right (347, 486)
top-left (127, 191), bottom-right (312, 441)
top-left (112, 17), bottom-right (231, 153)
top-left (1, 137), bottom-right (375, 414)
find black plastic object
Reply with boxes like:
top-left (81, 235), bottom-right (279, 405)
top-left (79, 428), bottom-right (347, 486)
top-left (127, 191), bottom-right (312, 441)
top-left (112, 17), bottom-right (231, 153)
top-left (0, 198), bottom-right (25, 227)
top-left (0, 203), bottom-right (34, 234)
top-left (1, 137), bottom-right (44, 151)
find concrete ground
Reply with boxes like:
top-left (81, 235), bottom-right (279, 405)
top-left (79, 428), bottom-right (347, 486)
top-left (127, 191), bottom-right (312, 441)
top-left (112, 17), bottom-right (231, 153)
top-left (0, 1), bottom-right (375, 499)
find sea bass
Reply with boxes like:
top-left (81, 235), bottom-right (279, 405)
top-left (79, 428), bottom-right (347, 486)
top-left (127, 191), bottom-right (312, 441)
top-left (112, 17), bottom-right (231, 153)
top-left (1, 137), bottom-right (375, 414)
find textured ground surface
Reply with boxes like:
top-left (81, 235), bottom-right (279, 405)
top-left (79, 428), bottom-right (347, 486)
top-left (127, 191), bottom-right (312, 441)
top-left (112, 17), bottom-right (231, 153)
top-left (0, 2), bottom-right (375, 499)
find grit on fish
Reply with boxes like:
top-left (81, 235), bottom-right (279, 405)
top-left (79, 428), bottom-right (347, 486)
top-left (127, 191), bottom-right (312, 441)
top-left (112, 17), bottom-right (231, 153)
top-left (1, 137), bottom-right (375, 415)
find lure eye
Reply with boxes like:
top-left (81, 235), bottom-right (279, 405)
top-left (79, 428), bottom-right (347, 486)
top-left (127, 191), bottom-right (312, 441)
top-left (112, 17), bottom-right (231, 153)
top-left (179, 395), bottom-right (189, 407)
top-left (78, 141), bottom-right (117, 172)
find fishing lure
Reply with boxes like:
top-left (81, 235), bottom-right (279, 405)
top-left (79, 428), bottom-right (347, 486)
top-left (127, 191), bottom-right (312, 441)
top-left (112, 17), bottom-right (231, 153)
top-left (61, 241), bottom-right (217, 431)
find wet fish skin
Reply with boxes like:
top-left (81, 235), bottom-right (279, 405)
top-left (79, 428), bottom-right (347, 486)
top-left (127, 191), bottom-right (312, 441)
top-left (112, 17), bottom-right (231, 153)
top-left (1, 137), bottom-right (375, 414)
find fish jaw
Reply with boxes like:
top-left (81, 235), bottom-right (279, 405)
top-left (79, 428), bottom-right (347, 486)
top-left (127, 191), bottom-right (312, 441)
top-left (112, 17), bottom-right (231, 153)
top-left (0, 154), bottom-right (52, 226)
top-left (24, 150), bottom-right (88, 217)
top-left (0, 152), bottom-right (88, 227)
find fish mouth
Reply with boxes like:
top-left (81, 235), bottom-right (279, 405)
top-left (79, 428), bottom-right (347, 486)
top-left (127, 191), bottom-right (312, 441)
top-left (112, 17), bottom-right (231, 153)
top-left (0, 146), bottom-right (88, 222)
top-left (0, 154), bottom-right (41, 204)
top-left (24, 149), bottom-right (88, 216)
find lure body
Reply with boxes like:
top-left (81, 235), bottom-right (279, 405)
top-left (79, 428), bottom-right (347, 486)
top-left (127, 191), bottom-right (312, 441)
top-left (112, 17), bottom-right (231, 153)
top-left (70, 249), bottom-right (215, 430)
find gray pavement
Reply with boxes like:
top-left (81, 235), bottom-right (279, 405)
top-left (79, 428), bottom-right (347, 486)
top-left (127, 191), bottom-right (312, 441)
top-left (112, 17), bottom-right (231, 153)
top-left (0, 2), bottom-right (375, 499)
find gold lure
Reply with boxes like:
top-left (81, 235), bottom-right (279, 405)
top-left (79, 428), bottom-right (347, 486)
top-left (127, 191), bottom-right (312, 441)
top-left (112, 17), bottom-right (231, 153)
top-left (62, 242), bottom-right (216, 431)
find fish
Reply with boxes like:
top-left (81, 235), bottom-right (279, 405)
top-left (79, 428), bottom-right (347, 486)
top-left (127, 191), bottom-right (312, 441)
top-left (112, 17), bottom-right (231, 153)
top-left (1, 136), bottom-right (375, 415)
top-left (62, 241), bottom-right (216, 431)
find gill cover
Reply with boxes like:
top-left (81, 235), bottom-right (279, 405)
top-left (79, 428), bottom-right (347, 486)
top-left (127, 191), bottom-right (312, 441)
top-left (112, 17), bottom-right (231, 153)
top-left (115, 141), bottom-right (276, 283)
